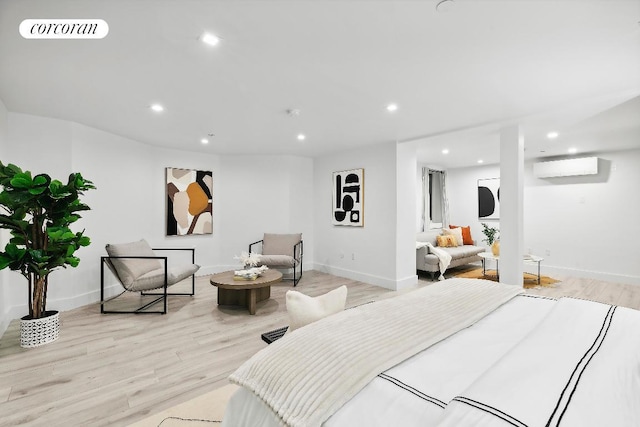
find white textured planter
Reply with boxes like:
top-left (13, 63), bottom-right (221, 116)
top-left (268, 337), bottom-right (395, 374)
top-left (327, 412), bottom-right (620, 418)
top-left (20, 310), bottom-right (60, 348)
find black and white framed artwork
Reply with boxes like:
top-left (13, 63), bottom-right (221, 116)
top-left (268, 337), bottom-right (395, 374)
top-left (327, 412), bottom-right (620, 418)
top-left (333, 168), bottom-right (364, 227)
top-left (478, 178), bottom-right (500, 220)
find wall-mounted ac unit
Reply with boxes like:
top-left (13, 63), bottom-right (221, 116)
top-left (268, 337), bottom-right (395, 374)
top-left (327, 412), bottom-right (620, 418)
top-left (533, 157), bottom-right (598, 178)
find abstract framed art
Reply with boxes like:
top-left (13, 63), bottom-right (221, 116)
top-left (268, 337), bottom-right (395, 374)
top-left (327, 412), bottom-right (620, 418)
top-left (478, 178), bottom-right (500, 220)
top-left (332, 168), bottom-right (364, 227)
top-left (166, 167), bottom-right (213, 235)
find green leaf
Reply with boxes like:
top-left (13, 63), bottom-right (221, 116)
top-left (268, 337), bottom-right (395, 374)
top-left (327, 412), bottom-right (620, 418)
top-left (5, 243), bottom-right (26, 260)
top-left (33, 174), bottom-right (50, 186)
top-left (78, 235), bottom-right (91, 246)
top-left (0, 253), bottom-right (12, 270)
top-left (28, 186), bottom-right (47, 195)
top-left (10, 172), bottom-right (33, 188)
top-left (65, 256), bottom-right (80, 267)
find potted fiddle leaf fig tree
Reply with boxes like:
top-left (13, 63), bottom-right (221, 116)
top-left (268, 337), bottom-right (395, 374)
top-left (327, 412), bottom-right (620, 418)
top-left (0, 161), bottom-right (95, 348)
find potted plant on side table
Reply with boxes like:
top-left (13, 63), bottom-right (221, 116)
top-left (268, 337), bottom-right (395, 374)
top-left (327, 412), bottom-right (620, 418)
top-left (481, 222), bottom-right (500, 256)
top-left (0, 162), bottom-right (95, 348)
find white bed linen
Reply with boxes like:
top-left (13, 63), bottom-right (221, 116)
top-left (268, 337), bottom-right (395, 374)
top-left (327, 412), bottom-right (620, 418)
top-left (229, 279), bottom-right (522, 427)
top-left (436, 298), bottom-right (640, 427)
top-left (222, 294), bottom-right (556, 427)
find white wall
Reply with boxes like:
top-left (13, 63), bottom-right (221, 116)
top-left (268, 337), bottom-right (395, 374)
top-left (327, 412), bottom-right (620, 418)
top-left (0, 112), bottom-right (315, 336)
top-left (447, 163), bottom-right (501, 249)
top-left (314, 142), bottom-right (403, 289)
top-left (0, 98), bottom-right (7, 155)
top-left (0, 98), bottom-right (8, 332)
top-left (215, 155), bottom-right (314, 271)
top-left (523, 150), bottom-right (640, 283)
top-left (447, 149), bottom-right (640, 284)
top-left (396, 143), bottom-right (419, 289)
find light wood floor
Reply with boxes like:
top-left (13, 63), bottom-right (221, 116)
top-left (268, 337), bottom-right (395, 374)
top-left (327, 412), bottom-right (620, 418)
top-left (1, 269), bottom-right (639, 426)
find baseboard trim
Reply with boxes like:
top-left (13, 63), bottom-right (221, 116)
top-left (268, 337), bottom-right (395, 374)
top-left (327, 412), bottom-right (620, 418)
top-left (314, 263), bottom-right (411, 290)
top-left (539, 264), bottom-right (640, 286)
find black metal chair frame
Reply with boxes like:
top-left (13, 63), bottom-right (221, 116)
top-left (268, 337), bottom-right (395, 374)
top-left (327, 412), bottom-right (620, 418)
top-left (249, 239), bottom-right (303, 286)
top-left (100, 247), bottom-right (196, 314)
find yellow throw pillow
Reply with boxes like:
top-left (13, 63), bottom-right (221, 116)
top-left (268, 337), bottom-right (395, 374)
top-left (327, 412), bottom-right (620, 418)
top-left (436, 234), bottom-right (458, 247)
top-left (443, 227), bottom-right (464, 246)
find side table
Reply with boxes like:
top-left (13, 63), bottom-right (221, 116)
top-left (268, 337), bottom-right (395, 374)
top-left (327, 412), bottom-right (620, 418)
top-left (478, 252), bottom-right (544, 285)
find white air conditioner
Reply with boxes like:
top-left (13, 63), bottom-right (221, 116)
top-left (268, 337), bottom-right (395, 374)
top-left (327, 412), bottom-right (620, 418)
top-left (533, 157), bottom-right (598, 178)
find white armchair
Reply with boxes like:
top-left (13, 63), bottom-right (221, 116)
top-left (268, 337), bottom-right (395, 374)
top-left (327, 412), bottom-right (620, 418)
top-left (101, 239), bottom-right (199, 314)
top-left (249, 233), bottom-right (303, 286)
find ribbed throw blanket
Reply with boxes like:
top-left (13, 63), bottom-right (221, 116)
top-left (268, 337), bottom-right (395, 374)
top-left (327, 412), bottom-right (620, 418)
top-left (229, 278), bottom-right (522, 427)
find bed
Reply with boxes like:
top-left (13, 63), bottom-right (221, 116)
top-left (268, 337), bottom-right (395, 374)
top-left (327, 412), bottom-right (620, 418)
top-left (222, 278), bottom-right (640, 427)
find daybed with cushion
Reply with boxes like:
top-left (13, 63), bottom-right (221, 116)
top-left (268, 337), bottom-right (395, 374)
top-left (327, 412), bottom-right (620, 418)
top-left (416, 227), bottom-right (484, 279)
top-left (222, 278), bottom-right (640, 427)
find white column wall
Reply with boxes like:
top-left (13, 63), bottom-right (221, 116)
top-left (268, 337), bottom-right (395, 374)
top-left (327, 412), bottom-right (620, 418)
top-left (499, 125), bottom-right (524, 286)
top-left (396, 142), bottom-right (418, 289)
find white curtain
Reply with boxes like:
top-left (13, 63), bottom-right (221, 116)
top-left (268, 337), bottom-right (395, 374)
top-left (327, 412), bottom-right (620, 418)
top-left (440, 170), bottom-right (450, 228)
top-left (421, 168), bottom-right (450, 231)
top-left (421, 168), bottom-right (428, 232)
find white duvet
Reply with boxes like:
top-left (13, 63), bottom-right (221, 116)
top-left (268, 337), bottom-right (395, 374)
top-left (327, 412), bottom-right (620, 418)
top-left (437, 298), bottom-right (640, 427)
top-left (223, 292), bottom-right (640, 427)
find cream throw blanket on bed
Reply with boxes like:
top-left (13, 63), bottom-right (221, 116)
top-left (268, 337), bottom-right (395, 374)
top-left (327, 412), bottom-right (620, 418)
top-left (230, 278), bottom-right (522, 427)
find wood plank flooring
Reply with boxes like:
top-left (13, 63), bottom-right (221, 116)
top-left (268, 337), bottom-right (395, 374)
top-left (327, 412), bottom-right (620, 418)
top-left (0, 270), bottom-right (638, 426)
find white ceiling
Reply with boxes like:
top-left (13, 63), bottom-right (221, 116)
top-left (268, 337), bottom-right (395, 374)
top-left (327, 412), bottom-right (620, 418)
top-left (1, 0), bottom-right (639, 168)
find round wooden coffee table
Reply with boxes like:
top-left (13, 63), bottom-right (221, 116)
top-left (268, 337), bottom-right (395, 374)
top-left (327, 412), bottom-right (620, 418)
top-left (209, 269), bottom-right (283, 315)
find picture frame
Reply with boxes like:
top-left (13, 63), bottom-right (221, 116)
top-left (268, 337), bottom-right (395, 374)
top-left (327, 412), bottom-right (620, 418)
top-left (166, 167), bottom-right (213, 235)
top-left (332, 168), bottom-right (364, 227)
top-left (478, 177), bottom-right (500, 220)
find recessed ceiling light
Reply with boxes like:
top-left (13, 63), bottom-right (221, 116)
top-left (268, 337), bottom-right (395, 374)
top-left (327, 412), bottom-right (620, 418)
top-left (297, 134), bottom-right (306, 141)
top-left (546, 131), bottom-right (559, 139)
top-left (201, 138), bottom-right (209, 144)
top-left (477, 159), bottom-right (484, 164)
top-left (201, 32), bottom-right (220, 47)
top-left (442, 149), bottom-right (449, 155)
top-left (386, 103), bottom-right (398, 112)
top-left (150, 104), bottom-right (164, 112)
top-left (568, 147), bottom-right (578, 154)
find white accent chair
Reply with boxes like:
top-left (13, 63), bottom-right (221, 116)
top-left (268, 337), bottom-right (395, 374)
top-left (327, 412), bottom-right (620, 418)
top-left (249, 233), bottom-right (303, 286)
top-left (101, 239), bottom-right (199, 314)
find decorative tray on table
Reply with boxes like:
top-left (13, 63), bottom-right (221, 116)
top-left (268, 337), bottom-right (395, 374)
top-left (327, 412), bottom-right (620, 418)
top-left (233, 265), bottom-right (269, 281)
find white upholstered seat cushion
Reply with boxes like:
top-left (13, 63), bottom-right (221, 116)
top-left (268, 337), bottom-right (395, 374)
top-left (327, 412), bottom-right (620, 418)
top-left (258, 254), bottom-right (297, 268)
top-left (128, 263), bottom-right (200, 292)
